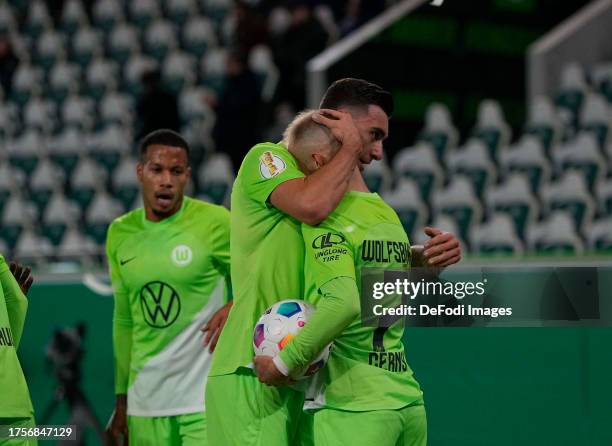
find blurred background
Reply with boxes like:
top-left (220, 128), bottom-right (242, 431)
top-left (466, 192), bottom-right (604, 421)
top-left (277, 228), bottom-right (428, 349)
top-left (1, 0), bottom-right (612, 444)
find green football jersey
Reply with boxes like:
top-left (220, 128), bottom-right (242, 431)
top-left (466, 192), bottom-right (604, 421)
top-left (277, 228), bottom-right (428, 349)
top-left (0, 254), bottom-right (34, 418)
top-left (106, 196), bottom-right (230, 416)
top-left (209, 143), bottom-right (306, 376)
top-left (301, 191), bottom-right (423, 411)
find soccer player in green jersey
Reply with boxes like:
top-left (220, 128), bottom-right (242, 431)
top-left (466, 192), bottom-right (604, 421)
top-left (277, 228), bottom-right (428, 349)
top-left (254, 115), bottom-right (427, 446)
top-left (105, 130), bottom-right (232, 446)
top-left (0, 257), bottom-right (36, 446)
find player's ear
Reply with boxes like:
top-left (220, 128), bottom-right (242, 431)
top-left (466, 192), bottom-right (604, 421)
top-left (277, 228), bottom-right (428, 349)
top-left (312, 152), bottom-right (324, 170)
top-left (186, 166), bottom-right (192, 179)
top-left (136, 161), bottom-right (144, 182)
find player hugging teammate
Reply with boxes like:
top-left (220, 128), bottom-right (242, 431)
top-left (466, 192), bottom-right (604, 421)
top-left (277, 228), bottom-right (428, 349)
top-left (105, 79), bottom-right (461, 446)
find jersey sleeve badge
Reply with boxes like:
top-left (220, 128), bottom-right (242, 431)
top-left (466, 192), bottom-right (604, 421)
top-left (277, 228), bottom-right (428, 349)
top-left (259, 151), bottom-right (287, 179)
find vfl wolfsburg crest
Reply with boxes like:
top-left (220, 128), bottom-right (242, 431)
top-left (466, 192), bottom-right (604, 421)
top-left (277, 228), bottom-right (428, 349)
top-left (140, 281), bottom-right (181, 328)
top-left (171, 244), bottom-right (193, 267)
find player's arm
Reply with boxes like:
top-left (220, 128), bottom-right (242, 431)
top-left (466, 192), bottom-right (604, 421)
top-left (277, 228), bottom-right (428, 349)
top-left (0, 256), bottom-right (30, 348)
top-left (202, 206), bottom-right (233, 352)
top-left (269, 110), bottom-right (363, 225)
top-left (105, 230), bottom-right (131, 445)
top-left (254, 226), bottom-right (359, 384)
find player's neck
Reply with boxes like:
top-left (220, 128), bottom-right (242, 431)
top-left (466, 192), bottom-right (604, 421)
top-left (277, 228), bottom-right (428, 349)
top-left (348, 170), bottom-right (370, 193)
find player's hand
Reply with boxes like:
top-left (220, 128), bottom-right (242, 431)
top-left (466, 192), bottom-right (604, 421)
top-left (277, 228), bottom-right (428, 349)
top-left (312, 109), bottom-right (362, 154)
top-left (201, 301), bottom-right (233, 353)
top-left (105, 396), bottom-right (128, 446)
top-left (253, 355), bottom-right (294, 387)
top-left (423, 227), bottom-right (461, 267)
top-left (9, 261), bottom-right (34, 295)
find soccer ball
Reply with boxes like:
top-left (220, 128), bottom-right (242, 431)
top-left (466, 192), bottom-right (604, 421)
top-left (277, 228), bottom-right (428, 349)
top-left (253, 299), bottom-right (331, 379)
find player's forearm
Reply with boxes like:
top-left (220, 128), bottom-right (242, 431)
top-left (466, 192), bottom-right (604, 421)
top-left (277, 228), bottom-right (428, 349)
top-left (113, 317), bottom-right (133, 394)
top-left (299, 147), bottom-right (360, 223)
top-left (278, 277), bottom-right (360, 373)
top-left (0, 267), bottom-right (28, 348)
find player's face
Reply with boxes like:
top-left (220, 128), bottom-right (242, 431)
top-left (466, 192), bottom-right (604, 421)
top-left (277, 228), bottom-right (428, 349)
top-left (350, 105), bottom-right (389, 165)
top-left (137, 145), bottom-right (191, 221)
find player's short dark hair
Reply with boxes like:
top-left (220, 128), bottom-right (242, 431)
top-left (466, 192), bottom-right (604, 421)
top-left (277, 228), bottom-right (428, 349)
top-left (320, 78), bottom-right (394, 117)
top-left (139, 129), bottom-right (190, 161)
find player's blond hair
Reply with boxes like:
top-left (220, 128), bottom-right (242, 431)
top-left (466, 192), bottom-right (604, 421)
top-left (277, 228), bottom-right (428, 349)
top-left (282, 110), bottom-right (340, 172)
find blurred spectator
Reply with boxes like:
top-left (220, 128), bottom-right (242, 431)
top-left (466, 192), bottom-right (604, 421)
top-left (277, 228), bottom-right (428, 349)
top-left (272, 0), bottom-right (327, 109)
top-left (231, 1), bottom-right (268, 54)
top-left (0, 35), bottom-right (18, 96)
top-left (340, 0), bottom-right (385, 36)
top-left (212, 50), bottom-right (262, 172)
top-left (135, 68), bottom-right (180, 140)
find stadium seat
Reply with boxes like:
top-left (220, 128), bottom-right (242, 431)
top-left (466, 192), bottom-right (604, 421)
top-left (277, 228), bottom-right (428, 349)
top-left (596, 178), bottom-right (612, 216)
top-left (471, 99), bottom-right (511, 163)
top-left (201, 0), bottom-right (232, 24)
top-left (11, 54), bottom-right (44, 105)
top-left (100, 81), bottom-right (134, 127)
top-left (363, 157), bottom-right (393, 195)
top-left (25, 0), bottom-right (51, 39)
top-left (42, 187), bottom-right (81, 246)
top-left (48, 126), bottom-right (87, 178)
top-left (524, 96), bottom-right (561, 155)
top-left (249, 45), bottom-right (279, 103)
top-left (1, 192), bottom-right (38, 250)
top-left (62, 86), bottom-right (96, 129)
top-left (469, 213), bottom-right (524, 255)
top-left (56, 225), bottom-right (100, 264)
top-left (555, 62), bottom-right (587, 134)
top-left (90, 123), bottom-right (131, 174)
top-left (71, 24), bottom-right (102, 68)
top-left (579, 93), bottom-right (611, 149)
top-left (167, 0), bottom-right (197, 26)
top-left (201, 47), bottom-right (228, 94)
top-left (123, 45), bottom-right (157, 95)
top-left (553, 132), bottom-right (605, 192)
top-left (0, 3), bottom-right (17, 33)
top-left (182, 15), bottom-right (217, 58)
top-left (541, 171), bottom-right (595, 234)
top-left (382, 178), bottom-right (429, 241)
top-left (197, 153), bottom-right (234, 205)
top-left (112, 155), bottom-right (140, 210)
top-left (447, 139), bottom-right (497, 199)
top-left (180, 118), bottom-right (214, 166)
top-left (485, 172), bottom-right (538, 240)
top-left (61, 0), bottom-right (87, 35)
top-left (433, 176), bottom-right (483, 241)
top-left (0, 93), bottom-right (19, 138)
top-left (587, 217), bottom-right (612, 252)
top-left (499, 136), bottom-right (551, 194)
top-left (23, 88), bottom-right (57, 132)
top-left (0, 160), bottom-right (22, 216)
top-left (93, 0), bottom-right (123, 32)
top-left (145, 17), bottom-right (177, 62)
top-left (70, 155), bottom-right (105, 211)
top-left (393, 142), bottom-right (444, 203)
top-left (29, 156), bottom-right (64, 214)
top-left (49, 50), bottom-right (81, 102)
top-left (109, 18), bottom-right (140, 65)
top-left (162, 47), bottom-right (196, 94)
top-left (85, 188), bottom-right (124, 245)
top-left (591, 61), bottom-right (612, 101)
top-left (527, 211), bottom-right (584, 255)
top-left (86, 50), bottom-right (119, 100)
top-left (36, 26), bottom-right (65, 70)
top-left (417, 103), bottom-right (459, 164)
top-left (8, 128), bottom-right (45, 177)
top-left (130, 0), bottom-right (161, 30)
top-left (13, 225), bottom-right (54, 266)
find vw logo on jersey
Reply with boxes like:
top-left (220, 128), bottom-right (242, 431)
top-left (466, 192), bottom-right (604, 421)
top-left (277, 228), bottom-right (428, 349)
top-left (140, 281), bottom-right (181, 328)
top-left (171, 245), bottom-right (193, 267)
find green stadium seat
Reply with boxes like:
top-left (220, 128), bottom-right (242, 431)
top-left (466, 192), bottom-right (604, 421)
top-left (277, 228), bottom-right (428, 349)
top-left (383, 178), bottom-right (428, 241)
top-left (527, 211), bottom-right (584, 255)
top-left (500, 136), bottom-right (551, 195)
top-left (393, 142), bottom-right (443, 202)
top-left (433, 176), bottom-right (483, 241)
top-left (554, 133), bottom-right (605, 192)
top-left (470, 213), bottom-right (523, 256)
top-left (197, 154), bottom-right (234, 206)
top-left (448, 139), bottom-right (497, 199)
top-left (542, 171), bottom-right (595, 233)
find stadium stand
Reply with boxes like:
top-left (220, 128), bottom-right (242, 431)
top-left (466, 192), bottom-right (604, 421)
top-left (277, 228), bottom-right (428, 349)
top-left (0, 0), bottom-right (611, 266)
